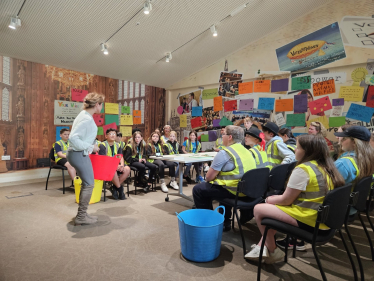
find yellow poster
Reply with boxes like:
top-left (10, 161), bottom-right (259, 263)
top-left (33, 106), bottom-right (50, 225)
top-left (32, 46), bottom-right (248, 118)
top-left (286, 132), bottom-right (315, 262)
top-left (120, 126), bottom-right (132, 137)
top-left (120, 115), bottom-right (133, 125)
top-left (105, 103), bottom-right (119, 114)
top-left (180, 114), bottom-right (187, 127)
top-left (338, 86), bottom-right (364, 102)
top-left (306, 115), bottom-right (329, 130)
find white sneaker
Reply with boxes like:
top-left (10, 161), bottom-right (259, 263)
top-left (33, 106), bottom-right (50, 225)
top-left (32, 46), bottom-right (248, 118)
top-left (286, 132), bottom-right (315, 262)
top-left (160, 182), bottom-right (168, 193)
top-left (169, 181), bottom-right (179, 190)
top-left (244, 244), bottom-right (268, 261)
top-left (204, 165), bottom-right (210, 172)
top-left (264, 247), bottom-right (285, 264)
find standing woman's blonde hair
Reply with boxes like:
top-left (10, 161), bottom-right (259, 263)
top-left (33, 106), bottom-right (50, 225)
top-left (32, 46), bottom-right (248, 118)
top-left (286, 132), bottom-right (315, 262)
top-left (83, 93), bottom-right (105, 110)
top-left (352, 137), bottom-right (374, 182)
top-left (310, 121), bottom-right (327, 137)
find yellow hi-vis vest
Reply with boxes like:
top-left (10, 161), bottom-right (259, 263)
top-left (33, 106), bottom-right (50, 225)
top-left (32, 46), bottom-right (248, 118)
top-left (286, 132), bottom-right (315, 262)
top-left (215, 138), bottom-right (224, 150)
top-left (266, 140), bottom-right (283, 169)
top-left (249, 144), bottom-right (271, 169)
top-left (276, 160), bottom-right (333, 229)
top-left (164, 142), bottom-right (179, 155)
top-left (124, 144), bottom-right (142, 165)
top-left (210, 143), bottom-right (256, 196)
top-left (185, 140), bottom-right (201, 153)
top-left (100, 141), bottom-right (119, 157)
top-left (147, 143), bottom-right (163, 163)
top-left (117, 141), bottom-right (125, 150)
top-left (53, 140), bottom-right (69, 163)
top-left (286, 144), bottom-right (296, 153)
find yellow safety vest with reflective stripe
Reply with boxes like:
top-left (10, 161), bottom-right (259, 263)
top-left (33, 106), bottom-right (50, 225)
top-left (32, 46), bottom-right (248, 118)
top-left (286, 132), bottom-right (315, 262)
top-left (117, 141), bottom-right (125, 150)
top-left (185, 140), bottom-right (201, 153)
top-left (210, 143), bottom-right (256, 197)
top-left (276, 160), bottom-right (333, 229)
top-left (53, 140), bottom-right (69, 163)
top-left (147, 143), bottom-right (163, 163)
top-left (215, 138), bottom-right (224, 150)
top-left (249, 144), bottom-right (271, 169)
top-left (164, 142), bottom-right (179, 155)
top-left (100, 141), bottom-right (119, 157)
top-left (341, 156), bottom-right (360, 190)
top-left (286, 144), bottom-right (296, 153)
top-left (266, 140), bottom-right (283, 169)
top-left (125, 144), bottom-right (142, 165)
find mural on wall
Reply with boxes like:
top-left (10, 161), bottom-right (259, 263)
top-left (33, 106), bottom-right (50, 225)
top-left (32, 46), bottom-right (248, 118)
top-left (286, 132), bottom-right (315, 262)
top-left (0, 56), bottom-right (165, 171)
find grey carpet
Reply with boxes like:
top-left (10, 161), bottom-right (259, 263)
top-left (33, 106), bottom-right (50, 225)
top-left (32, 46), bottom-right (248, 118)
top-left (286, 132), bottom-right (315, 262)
top-left (0, 178), bottom-right (373, 281)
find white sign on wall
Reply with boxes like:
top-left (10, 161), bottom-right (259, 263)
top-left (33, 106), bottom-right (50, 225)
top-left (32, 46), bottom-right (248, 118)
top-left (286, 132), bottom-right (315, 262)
top-left (295, 72), bottom-right (347, 84)
top-left (54, 100), bottom-right (82, 125)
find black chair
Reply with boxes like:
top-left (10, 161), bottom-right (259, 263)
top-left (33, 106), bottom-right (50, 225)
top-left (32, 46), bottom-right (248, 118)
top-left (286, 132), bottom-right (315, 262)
top-left (257, 184), bottom-right (354, 281)
top-left (214, 167), bottom-right (270, 256)
top-left (267, 163), bottom-right (294, 196)
top-left (344, 176), bottom-right (373, 281)
top-left (129, 166), bottom-right (153, 195)
top-left (45, 148), bottom-right (73, 194)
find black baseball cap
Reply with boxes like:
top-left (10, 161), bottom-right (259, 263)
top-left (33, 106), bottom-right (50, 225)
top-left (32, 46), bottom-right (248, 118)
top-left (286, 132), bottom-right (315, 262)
top-left (334, 126), bottom-right (371, 142)
top-left (262, 122), bottom-right (279, 135)
top-left (244, 127), bottom-right (262, 142)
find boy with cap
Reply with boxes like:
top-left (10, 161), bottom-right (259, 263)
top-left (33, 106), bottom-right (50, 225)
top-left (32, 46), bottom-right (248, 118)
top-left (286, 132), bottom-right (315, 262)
top-left (244, 127), bottom-right (271, 169)
top-left (262, 122), bottom-right (295, 169)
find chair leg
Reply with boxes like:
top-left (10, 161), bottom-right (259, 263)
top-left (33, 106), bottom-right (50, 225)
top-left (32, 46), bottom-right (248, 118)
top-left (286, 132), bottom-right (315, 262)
top-left (46, 168), bottom-right (52, 190)
top-left (235, 209), bottom-right (246, 256)
top-left (364, 210), bottom-right (374, 261)
top-left (135, 171), bottom-right (138, 195)
top-left (338, 229), bottom-right (358, 281)
top-left (312, 242), bottom-right (327, 281)
top-left (232, 207), bottom-right (237, 230)
top-left (292, 237), bottom-right (297, 258)
top-left (257, 226), bottom-right (269, 281)
top-left (62, 170), bottom-right (65, 194)
top-left (284, 235), bottom-right (289, 262)
top-left (103, 181), bottom-right (106, 202)
top-left (345, 224), bottom-right (365, 281)
top-left (359, 213), bottom-right (374, 262)
top-left (127, 177), bottom-right (130, 197)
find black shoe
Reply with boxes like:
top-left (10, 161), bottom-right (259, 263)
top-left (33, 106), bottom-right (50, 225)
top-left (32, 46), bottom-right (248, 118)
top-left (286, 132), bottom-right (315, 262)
top-left (144, 184), bottom-right (150, 193)
top-left (223, 223), bottom-right (231, 232)
top-left (118, 185), bottom-right (126, 200)
top-left (183, 175), bottom-right (192, 184)
top-left (111, 185), bottom-right (119, 200)
top-left (239, 209), bottom-right (254, 225)
top-left (276, 238), bottom-right (306, 251)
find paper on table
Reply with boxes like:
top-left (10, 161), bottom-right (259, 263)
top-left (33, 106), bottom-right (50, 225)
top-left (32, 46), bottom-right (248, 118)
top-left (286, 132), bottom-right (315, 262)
top-left (105, 103), bottom-right (119, 114)
top-left (275, 99), bottom-right (293, 112)
top-left (294, 94), bottom-right (308, 113)
top-left (239, 99), bottom-right (254, 110)
top-left (308, 96), bottom-right (332, 115)
top-left (339, 86), bottom-right (364, 101)
top-left (346, 103), bottom-right (374, 123)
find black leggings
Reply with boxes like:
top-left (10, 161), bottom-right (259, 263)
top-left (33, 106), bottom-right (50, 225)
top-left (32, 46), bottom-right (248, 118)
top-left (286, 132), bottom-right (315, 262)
top-left (150, 159), bottom-right (176, 178)
top-left (131, 161), bottom-right (156, 182)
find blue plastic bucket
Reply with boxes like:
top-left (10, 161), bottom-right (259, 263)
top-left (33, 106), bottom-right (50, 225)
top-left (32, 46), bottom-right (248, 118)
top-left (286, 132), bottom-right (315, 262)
top-left (176, 206), bottom-right (225, 262)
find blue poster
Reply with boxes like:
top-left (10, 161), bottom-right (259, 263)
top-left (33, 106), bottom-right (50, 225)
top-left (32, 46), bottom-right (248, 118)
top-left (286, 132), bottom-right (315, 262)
top-left (346, 103), bottom-right (374, 123)
top-left (191, 106), bottom-right (203, 117)
top-left (258, 98), bottom-right (275, 111)
top-left (276, 22), bottom-right (346, 72)
top-left (56, 126), bottom-right (69, 141)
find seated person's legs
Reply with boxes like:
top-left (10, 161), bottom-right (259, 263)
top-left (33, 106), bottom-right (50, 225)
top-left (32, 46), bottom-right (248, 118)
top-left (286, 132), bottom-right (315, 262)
top-left (57, 159), bottom-right (76, 181)
top-left (194, 162), bottom-right (204, 183)
top-left (131, 162), bottom-right (149, 187)
top-left (144, 161), bottom-right (157, 183)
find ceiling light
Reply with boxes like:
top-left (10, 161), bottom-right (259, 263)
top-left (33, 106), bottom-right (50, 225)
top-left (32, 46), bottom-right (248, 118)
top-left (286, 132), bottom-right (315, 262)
top-left (166, 52), bottom-right (172, 62)
top-left (9, 17), bottom-right (21, 29)
top-left (210, 25), bottom-right (217, 37)
top-left (144, 0), bottom-right (152, 14)
top-left (100, 43), bottom-right (108, 55)
top-left (230, 4), bottom-right (247, 17)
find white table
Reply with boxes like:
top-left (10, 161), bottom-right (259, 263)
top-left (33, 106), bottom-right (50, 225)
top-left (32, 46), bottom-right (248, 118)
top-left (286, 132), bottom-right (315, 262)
top-left (150, 152), bottom-right (217, 203)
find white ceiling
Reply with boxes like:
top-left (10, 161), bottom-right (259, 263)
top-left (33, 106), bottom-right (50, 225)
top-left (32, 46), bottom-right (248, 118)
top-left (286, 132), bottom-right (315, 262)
top-left (0, 0), bottom-right (330, 88)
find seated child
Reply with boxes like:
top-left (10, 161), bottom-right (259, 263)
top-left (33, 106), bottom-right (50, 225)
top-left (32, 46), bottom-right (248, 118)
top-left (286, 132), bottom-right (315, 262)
top-left (53, 128), bottom-right (76, 181)
top-left (182, 131), bottom-right (204, 183)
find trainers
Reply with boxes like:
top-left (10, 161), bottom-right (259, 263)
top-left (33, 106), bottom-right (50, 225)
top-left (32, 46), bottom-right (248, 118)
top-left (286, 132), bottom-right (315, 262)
top-left (244, 244), bottom-right (268, 261)
top-left (198, 175), bottom-right (205, 182)
top-left (264, 247), bottom-right (285, 264)
top-left (276, 238), bottom-right (306, 251)
top-left (204, 165), bottom-right (210, 172)
top-left (169, 181), bottom-right (179, 190)
top-left (160, 182), bottom-right (168, 193)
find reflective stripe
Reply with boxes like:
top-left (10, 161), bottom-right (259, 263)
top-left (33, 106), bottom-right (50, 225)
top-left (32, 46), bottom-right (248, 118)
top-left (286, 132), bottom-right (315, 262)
top-left (54, 140), bottom-right (69, 162)
top-left (249, 146), bottom-right (270, 168)
top-left (101, 141), bottom-right (119, 156)
top-left (211, 181), bottom-right (238, 191)
top-left (215, 146), bottom-right (245, 179)
top-left (292, 200), bottom-right (321, 210)
top-left (341, 156), bottom-right (360, 178)
top-left (270, 143), bottom-right (283, 160)
top-left (301, 162), bottom-right (327, 198)
top-left (287, 144), bottom-right (296, 153)
top-left (186, 140), bottom-right (201, 153)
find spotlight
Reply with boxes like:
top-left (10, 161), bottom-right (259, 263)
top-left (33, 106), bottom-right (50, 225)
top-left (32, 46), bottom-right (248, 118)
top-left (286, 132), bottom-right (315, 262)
top-left (144, 0), bottom-right (152, 14)
top-left (166, 52), bottom-right (172, 62)
top-left (230, 4), bottom-right (247, 17)
top-left (210, 25), bottom-right (217, 37)
top-left (101, 43), bottom-right (109, 55)
top-left (9, 17), bottom-right (21, 29)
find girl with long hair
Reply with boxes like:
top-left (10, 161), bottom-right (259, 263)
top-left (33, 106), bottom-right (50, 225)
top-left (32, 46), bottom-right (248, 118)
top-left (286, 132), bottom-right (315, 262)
top-left (182, 131), bottom-right (204, 183)
top-left (245, 135), bottom-right (345, 263)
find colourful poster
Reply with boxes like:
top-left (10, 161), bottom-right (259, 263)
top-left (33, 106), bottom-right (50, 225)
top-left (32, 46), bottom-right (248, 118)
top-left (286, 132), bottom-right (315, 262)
top-left (105, 114), bottom-right (119, 125)
top-left (54, 100), bottom-right (82, 125)
top-left (103, 122), bottom-right (117, 133)
top-left (120, 126), bottom-right (132, 137)
top-left (191, 106), bottom-right (203, 117)
top-left (239, 99), bottom-right (254, 111)
top-left (97, 127), bottom-right (104, 136)
top-left (213, 119), bottom-right (221, 127)
top-left (105, 103), bottom-right (119, 114)
top-left (133, 110), bottom-right (141, 117)
top-left (258, 98), bottom-right (275, 110)
top-left (133, 117), bottom-right (141, 125)
top-left (306, 115), bottom-right (329, 130)
top-left (332, 98), bottom-right (344, 106)
top-left (366, 86), bottom-right (374, 108)
top-left (275, 99), bottom-right (293, 112)
top-left (338, 86), bottom-right (364, 101)
top-left (271, 78), bottom-right (289, 92)
top-left (180, 114), bottom-right (187, 127)
top-left (286, 113), bottom-right (305, 127)
top-left (346, 103), bottom-right (374, 123)
top-left (275, 113), bottom-right (286, 127)
top-left (202, 88), bottom-right (218, 100)
top-left (294, 94), bottom-right (308, 113)
top-left (291, 76), bottom-right (311, 91)
top-left (254, 80), bottom-right (271, 92)
top-left (276, 22), bottom-right (346, 72)
top-left (120, 115), bottom-right (133, 125)
top-left (308, 96), bottom-right (332, 115)
top-left (191, 117), bottom-right (203, 129)
top-left (208, 131), bottom-right (218, 142)
top-left (224, 100), bottom-right (237, 112)
top-left (71, 89), bottom-right (88, 102)
top-left (329, 116), bottom-right (346, 127)
top-left (312, 79), bottom-right (335, 97)
top-left (121, 106), bottom-right (130, 114)
top-left (238, 82), bottom-right (253, 95)
top-left (201, 134), bottom-right (209, 142)
top-left (219, 116), bottom-right (233, 126)
top-left (213, 96), bottom-right (223, 111)
top-left (93, 114), bottom-right (104, 126)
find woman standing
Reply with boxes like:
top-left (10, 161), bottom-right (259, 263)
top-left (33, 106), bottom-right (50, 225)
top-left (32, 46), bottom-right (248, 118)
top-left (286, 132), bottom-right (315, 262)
top-left (67, 93), bottom-right (104, 225)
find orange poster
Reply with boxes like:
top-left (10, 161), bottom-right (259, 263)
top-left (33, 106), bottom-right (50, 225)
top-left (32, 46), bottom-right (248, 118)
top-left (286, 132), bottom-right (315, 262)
top-left (133, 117), bottom-right (141, 124)
top-left (133, 110), bottom-right (141, 117)
top-left (275, 99), bottom-right (293, 112)
top-left (313, 79), bottom-right (335, 97)
top-left (238, 82), bottom-right (253, 95)
top-left (254, 80), bottom-right (271, 92)
top-left (214, 96), bottom-right (223, 111)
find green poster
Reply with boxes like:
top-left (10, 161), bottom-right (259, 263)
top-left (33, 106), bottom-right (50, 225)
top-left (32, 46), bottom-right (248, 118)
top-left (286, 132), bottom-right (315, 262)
top-left (105, 114), bottom-right (119, 125)
top-left (100, 103), bottom-right (105, 113)
top-left (97, 127), bottom-right (103, 135)
top-left (329, 116), bottom-right (345, 127)
top-left (219, 116), bottom-right (233, 126)
top-left (121, 106), bottom-right (130, 114)
top-left (291, 76), bottom-right (311, 91)
top-left (286, 113), bottom-right (305, 127)
top-left (202, 88), bottom-right (218, 100)
top-left (201, 134), bottom-right (209, 142)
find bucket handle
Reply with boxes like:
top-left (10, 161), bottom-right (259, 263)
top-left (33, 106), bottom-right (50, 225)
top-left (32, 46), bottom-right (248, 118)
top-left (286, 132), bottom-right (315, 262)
top-left (214, 206), bottom-right (225, 217)
top-left (175, 212), bottom-right (185, 223)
